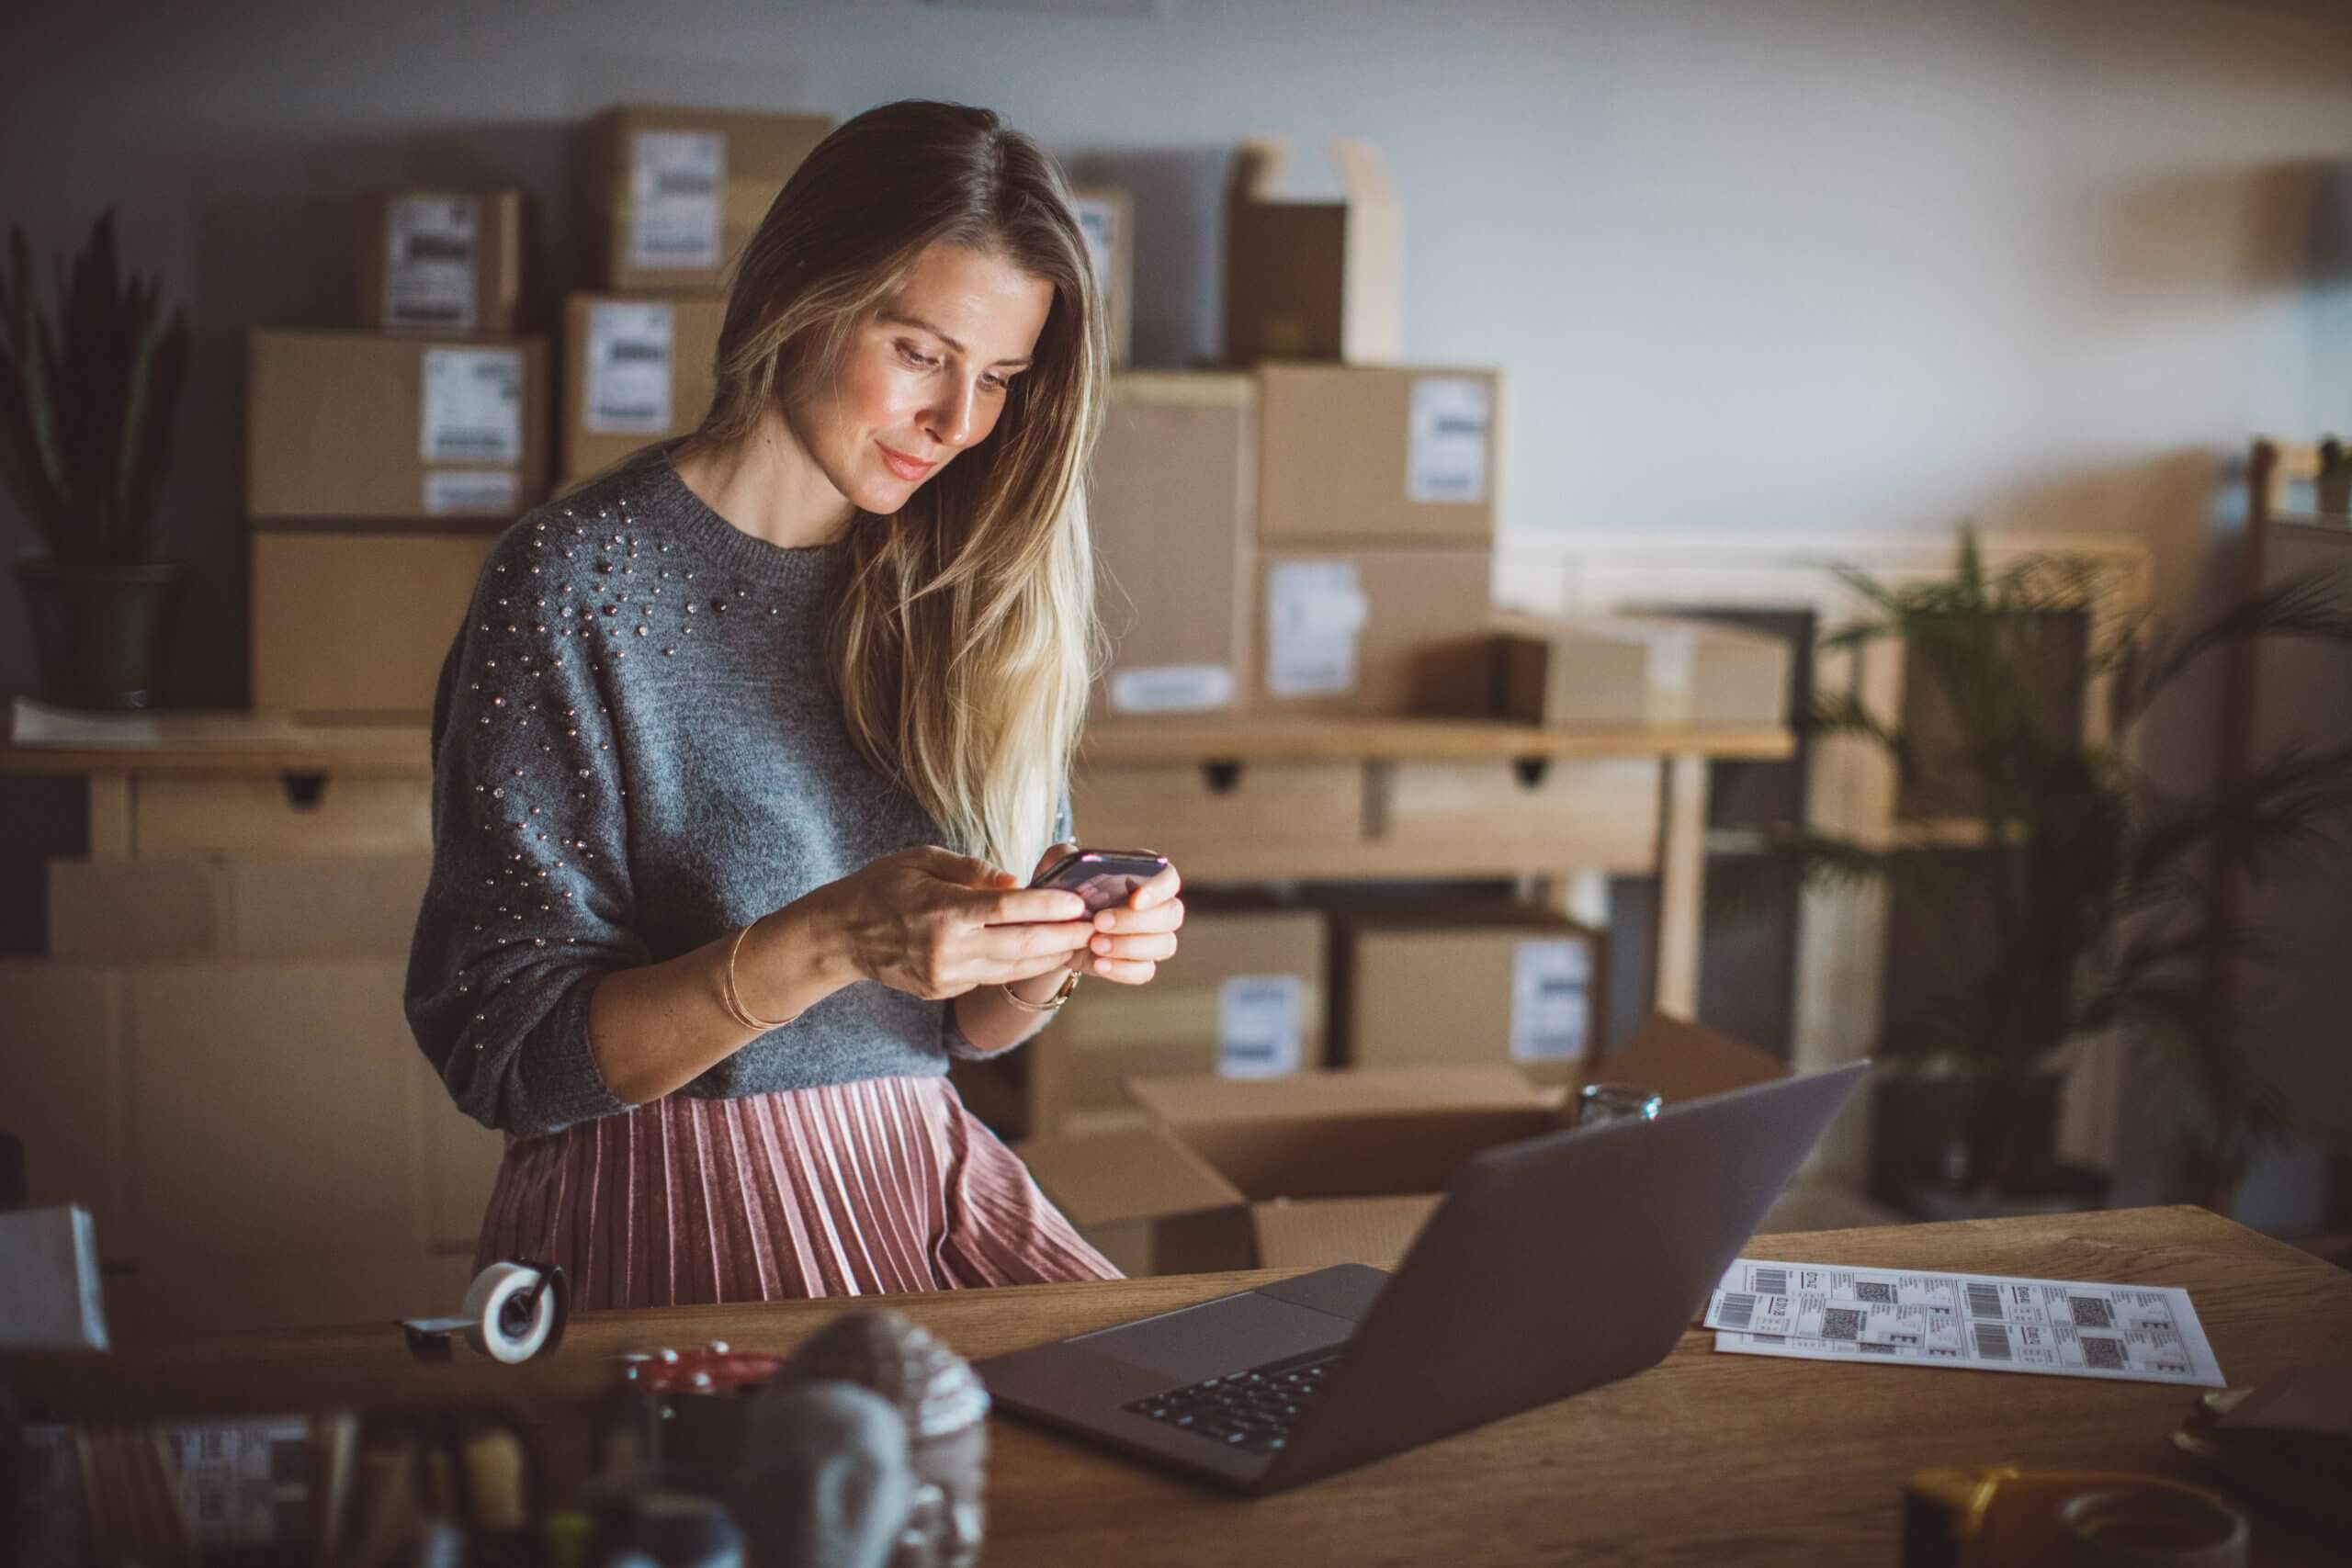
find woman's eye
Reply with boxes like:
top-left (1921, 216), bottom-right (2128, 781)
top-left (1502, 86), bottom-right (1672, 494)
top-left (980, 375), bottom-right (1008, 395)
top-left (896, 342), bottom-right (941, 370)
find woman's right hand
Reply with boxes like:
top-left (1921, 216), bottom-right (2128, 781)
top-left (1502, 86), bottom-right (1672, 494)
top-left (811, 846), bottom-right (1094, 1001)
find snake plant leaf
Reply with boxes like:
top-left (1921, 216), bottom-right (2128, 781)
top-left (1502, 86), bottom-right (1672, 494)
top-left (0, 211), bottom-right (188, 565)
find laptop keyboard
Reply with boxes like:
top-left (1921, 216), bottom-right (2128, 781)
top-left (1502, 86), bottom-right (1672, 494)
top-left (1122, 1347), bottom-right (1342, 1455)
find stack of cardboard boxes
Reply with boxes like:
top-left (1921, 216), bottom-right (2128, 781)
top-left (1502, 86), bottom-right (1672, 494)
top-left (1089, 139), bottom-right (1504, 721)
top-left (558, 106), bottom-right (832, 487)
top-left (247, 187), bottom-right (548, 717)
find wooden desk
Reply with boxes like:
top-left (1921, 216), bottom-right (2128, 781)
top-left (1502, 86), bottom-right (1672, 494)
top-left (3, 715), bottom-right (1792, 1014)
top-left (23, 1208), bottom-right (2350, 1565)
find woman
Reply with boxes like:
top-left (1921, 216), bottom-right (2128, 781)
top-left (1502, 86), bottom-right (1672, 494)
top-left (404, 100), bottom-right (1183, 1308)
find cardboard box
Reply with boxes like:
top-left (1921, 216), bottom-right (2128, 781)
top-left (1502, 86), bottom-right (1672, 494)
top-left (126, 961), bottom-right (425, 1264)
top-left (561, 294), bottom-right (726, 482)
top-left (1254, 545), bottom-right (1493, 716)
top-left (1496, 615), bottom-right (1792, 728)
top-left (0, 964), bottom-right (133, 1260)
top-left (585, 105), bottom-right (833, 293)
top-left (1019, 1017), bottom-right (1791, 1273)
top-left (1030, 908), bottom-right (1326, 1135)
top-left (1016, 1126), bottom-right (1250, 1278)
top-left (1071, 186), bottom-right (1134, 367)
top-left (1333, 904), bottom-right (1608, 1089)
top-left (1091, 372), bottom-right (1255, 716)
top-left (246, 330), bottom-right (549, 523)
top-left (47, 856), bottom-right (430, 962)
top-left (252, 530), bottom-right (493, 717)
top-left (1223, 139), bottom-right (1400, 365)
top-left (356, 189), bottom-right (528, 336)
top-left (1259, 365), bottom-right (1500, 545)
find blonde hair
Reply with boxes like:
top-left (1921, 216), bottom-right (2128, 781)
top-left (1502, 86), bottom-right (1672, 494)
top-left (673, 101), bottom-right (1105, 874)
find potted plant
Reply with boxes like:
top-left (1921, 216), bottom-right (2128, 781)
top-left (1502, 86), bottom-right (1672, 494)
top-left (1, 212), bottom-right (191, 709)
top-left (1770, 528), bottom-right (2352, 1216)
top-left (2318, 436), bottom-right (2349, 515)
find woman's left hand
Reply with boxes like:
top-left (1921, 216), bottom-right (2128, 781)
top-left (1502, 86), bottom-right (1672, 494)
top-left (1029, 843), bottom-right (1183, 986)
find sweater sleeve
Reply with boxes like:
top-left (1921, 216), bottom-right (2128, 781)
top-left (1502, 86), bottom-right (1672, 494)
top-left (405, 522), bottom-right (642, 1135)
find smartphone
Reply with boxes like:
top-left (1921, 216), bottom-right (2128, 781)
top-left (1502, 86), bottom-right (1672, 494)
top-left (1031, 847), bottom-right (1170, 913)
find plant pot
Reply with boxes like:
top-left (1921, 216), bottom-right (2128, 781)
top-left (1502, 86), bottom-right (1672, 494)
top-left (1904, 1161), bottom-right (2112, 1223)
top-left (1868, 1070), bottom-right (2064, 1211)
top-left (14, 559), bottom-right (188, 710)
top-left (2318, 470), bottom-right (2351, 515)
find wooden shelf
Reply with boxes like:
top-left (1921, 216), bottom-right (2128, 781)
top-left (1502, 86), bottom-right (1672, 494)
top-left (5, 715), bottom-right (1793, 778)
top-left (1082, 717), bottom-right (1793, 766)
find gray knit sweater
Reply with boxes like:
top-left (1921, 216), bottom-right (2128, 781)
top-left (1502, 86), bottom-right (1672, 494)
top-left (404, 460), bottom-right (1065, 1136)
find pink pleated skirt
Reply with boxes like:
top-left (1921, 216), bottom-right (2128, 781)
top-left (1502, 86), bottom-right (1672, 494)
top-left (473, 1075), bottom-right (1121, 1309)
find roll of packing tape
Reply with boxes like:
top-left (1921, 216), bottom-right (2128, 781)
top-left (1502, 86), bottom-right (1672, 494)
top-left (2061, 1485), bottom-right (2249, 1568)
top-left (461, 1261), bottom-right (560, 1363)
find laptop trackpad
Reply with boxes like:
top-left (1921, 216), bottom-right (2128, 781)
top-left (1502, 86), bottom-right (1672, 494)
top-left (1076, 1291), bottom-right (1356, 1382)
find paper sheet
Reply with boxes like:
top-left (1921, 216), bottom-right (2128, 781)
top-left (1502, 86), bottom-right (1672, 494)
top-left (583, 299), bottom-right (675, 434)
top-left (419, 346), bottom-right (523, 463)
top-left (1107, 662), bottom-right (1235, 714)
top-left (1219, 974), bottom-right (1306, 1078)
top-left (382, 194), bottom-right (476, 330)
top-left (1265, 559), bottom-right (1370, 696)
top-left (1703, 1258), bottom-right (2223, 1387)
top-left (1407, 375), bottom-right (1490, 503)
top-left (1509, 938), bottom-right (1590, 1063)
top-left (629, 129), bottom-right (725, 271)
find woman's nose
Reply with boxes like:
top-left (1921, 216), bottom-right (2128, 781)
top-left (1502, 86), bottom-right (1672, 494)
top-left (923, 382), bottom-right (979, 449)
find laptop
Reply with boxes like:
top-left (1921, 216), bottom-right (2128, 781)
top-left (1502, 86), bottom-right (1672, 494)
top-left (977, 1061), bottom-right (1866, 1495)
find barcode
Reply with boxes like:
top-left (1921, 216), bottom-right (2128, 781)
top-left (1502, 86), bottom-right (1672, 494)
top-left (1718, 1292), bottom-right (1757, 1330)
top-left (1966, 1283), bottom-right (2003, 1320)
top-left (2068, 1296), bottom-right (2116, 1330)
top-left (651, 172), bottom-right (717, 196)
top-left (403, 235), bottom-right (470, 263)
top-left (2080, 1336), bottom-right (2126, 1371)
top-left (1972, 1322), bottom-right (2011, 1360)
top-left (607, 341), bottom-right (667, 364)
top-left (1752, 1268), bottom-right (1789, 1296)
top-left (594, 402), bottom-right (662, 423)
top-left (1854, 1281), bottom-right (1896, 1305)
top-left (638, 236), bottom-right (712, 257)
top-left (392, 303), bottom-right (465, 324)
top-left (433, 432), bottom-right (510, 456)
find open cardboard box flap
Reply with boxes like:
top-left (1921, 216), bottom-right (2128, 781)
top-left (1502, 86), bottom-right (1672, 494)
top-left (1022, 1015), bottom-right (1790, 1274)
top-left (1016, 1124), bottom-right (1241, 1228)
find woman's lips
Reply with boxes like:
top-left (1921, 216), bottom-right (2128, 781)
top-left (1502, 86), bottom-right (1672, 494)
top-left (877, 444), bottom-right (936, 481)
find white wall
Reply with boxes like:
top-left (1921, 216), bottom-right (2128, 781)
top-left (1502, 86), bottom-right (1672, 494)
top-left (2, 0), bottom-right (2348, 706)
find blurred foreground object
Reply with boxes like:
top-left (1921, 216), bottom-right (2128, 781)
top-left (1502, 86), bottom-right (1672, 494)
top-left (1902, 1466), bottom-right (2247, 1567)
top-left (2174, 1367), bottom-right (2352, 1540)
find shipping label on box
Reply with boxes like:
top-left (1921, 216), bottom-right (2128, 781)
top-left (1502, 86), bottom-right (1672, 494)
top-left (1407, 376), bottom-right (1491, 504)
top-left (1266, 559), bottom-right (1370, 696)
top-left (1218, 974), bottom-right (1306, 1078)
top-left (630, 129), bottom-right (726, 272)
top-left (1509, 938), bottom-right (1592, 1064)
top-left (424, 469), bottom-right (520, 516)
top-left (419, 347), bottom-right (523, 463)
top-left (1076, 193), bottom-right (1119, 304)
top-left (1109, 663), bottom-right (1238, 715)
top-left (584, 300), bottom-right (676, 434)
top-left (383, 195), bottom-right (478, 332)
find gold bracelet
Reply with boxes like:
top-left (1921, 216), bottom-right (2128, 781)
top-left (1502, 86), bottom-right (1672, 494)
top-left (999, 969), bottom-right (1080, 1014)
top-left (722, 918), bottom-right (799, 1032)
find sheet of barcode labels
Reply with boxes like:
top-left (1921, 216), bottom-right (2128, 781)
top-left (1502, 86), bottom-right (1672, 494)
top-left (1701, 1258), bottom-right (2224, 1387)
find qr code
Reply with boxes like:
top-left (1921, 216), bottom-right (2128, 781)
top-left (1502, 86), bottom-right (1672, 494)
top-left (1822, 1308), bottom-right (1865, 1341)
top-left (1854, 1281), bottom-right (1896, 1305)
top-left (2080, 1336), bottom-right (2126, 1371)
top-left (2069, 1296), bottom-right (2116, 1329)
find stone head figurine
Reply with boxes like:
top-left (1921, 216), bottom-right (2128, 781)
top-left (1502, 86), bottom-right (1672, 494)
top-left (749, 1309), bottom-right (991, 1568)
